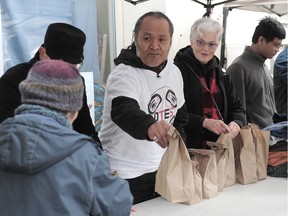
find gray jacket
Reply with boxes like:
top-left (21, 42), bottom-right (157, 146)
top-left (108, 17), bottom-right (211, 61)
top-left (227, 46), bottom-right (276, 128)
top-left (0, 112), bottom-right (132, 216)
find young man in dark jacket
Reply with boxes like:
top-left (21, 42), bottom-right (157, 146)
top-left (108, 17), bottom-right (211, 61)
top-left (227, 17), bottom-right (286, 128)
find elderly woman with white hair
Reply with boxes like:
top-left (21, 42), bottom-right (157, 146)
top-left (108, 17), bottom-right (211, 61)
top-left (174, 17), bottom-right (246, 149)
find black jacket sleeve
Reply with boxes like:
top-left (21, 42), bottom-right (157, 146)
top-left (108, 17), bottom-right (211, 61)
top-left (173, 103), bottom-right (189, 142)
top-left (0, 63), bottom-right (31, 123)
top-left (72, 77), bottom-right (100, 143)
top-left (111, 96), bottom-right (188, 142)
top-left (111, 96), bottom-right (156, 140)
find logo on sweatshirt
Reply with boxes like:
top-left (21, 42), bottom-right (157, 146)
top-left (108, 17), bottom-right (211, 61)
top-left (148, 86), bottom-right (177, 124)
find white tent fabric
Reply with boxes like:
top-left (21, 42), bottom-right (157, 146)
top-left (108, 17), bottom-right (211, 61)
top-left (224, 0), bottom-right (288, 17)
top-left (219, 0), bottom-right (288, 67)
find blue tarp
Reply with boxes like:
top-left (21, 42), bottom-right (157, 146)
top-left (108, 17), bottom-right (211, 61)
top-left (0, 0), bottom-right (100, 80)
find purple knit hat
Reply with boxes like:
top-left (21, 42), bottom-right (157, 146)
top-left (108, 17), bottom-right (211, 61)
top-left (19, 60), bottom-right (84, 112)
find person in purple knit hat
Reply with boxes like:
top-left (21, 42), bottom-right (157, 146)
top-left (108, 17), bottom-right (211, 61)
top-left (0, 59), bottom-right (133, 216)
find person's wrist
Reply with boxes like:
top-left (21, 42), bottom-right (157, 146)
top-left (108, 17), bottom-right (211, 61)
top-left (202, 118), bottom-right (207, 128)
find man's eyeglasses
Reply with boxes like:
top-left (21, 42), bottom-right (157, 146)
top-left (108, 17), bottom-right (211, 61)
top-left (272, 42), bottom-right (283, 50)
top-left (195, 39), bottom-right (219, 50)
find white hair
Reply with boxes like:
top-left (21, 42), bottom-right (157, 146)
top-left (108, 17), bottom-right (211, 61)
top-left (190, 18), bottom-right (224, 43)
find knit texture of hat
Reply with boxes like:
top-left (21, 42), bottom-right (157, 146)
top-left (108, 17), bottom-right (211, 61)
top-left (19, 60), bottom-right (84, 112)
top-left (44, 23), bottom-right (86, 64)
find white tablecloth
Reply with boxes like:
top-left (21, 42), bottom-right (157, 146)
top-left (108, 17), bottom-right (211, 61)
top-left (131, 177), bottom-right (287, 216)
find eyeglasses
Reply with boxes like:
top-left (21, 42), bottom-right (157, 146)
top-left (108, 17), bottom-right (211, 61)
top-left (195, 39), bottom-right (219, 50)
top-left (271, 42), bottom-right (283, 50)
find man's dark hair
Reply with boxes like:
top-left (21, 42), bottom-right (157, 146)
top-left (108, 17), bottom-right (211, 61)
top-left (133, 11), bottom-right (174, 39)
top-left (252, 16), bottom-right (286, 43)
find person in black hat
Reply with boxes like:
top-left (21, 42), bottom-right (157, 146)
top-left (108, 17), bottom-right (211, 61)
top-left (0, 22), bottom-right (100, 142)
top-left (44, 23), bottom-right (85, 64)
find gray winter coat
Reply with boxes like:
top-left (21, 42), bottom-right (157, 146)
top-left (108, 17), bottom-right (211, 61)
top-left (0, 113), bottom-right (133, 216)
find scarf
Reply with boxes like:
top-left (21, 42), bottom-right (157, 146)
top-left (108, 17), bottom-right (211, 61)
top-left (200, 70), bottom-right (222, 121)
top-left (15, 104), bottom-right (72, 128)
top-left (199, 70), bottom-right (222, 149)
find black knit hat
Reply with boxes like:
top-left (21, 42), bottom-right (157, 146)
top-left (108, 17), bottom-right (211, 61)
top-left (44, 23), bottom-right (86, 64)
top-left (19, 60), bottom-right (84, 112)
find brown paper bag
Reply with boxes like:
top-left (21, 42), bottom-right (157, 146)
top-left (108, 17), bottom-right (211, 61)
top-left (232, 126), bottom-right (258, 184)
top-left (155, 126), bottom-right (202, 205)
top-left (191, 160), bottom-right (203, 204)
top-left (207, 133), bottom-right (236, 191)
top-left (207, 141), bottom-right (226, 192)
top-left (223, 134), bottom-right (237, 187)
top-left (188, 149), bottom-right (218, 199)
top-left (249, 123), bottom-right (270, 180)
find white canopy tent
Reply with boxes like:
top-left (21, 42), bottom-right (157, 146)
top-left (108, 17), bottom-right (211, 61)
top-left (190, 0), bottom-right (288, 17)
top-left (223, 0), bottom-right (288, 17)
top-left (220, 0), bottom-right (288, 67)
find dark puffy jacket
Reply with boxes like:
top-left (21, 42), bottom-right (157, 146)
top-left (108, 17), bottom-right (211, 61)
top-left (174, 45), bottom-right (246, 148)
top-left (0, 52), bottom-right (100, 142)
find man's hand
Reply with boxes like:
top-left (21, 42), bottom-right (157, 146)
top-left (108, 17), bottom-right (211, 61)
top-left (147, 120), bottom-right (171, 148)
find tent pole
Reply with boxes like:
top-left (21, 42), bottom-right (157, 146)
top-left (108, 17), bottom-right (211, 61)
top-left (220, 7), bottom-right (230, 69)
